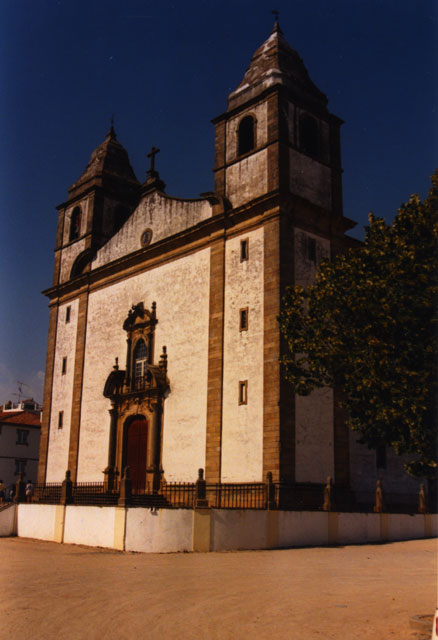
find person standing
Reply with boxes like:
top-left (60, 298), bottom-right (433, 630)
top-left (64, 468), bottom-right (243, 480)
top-left (25, 480), bottom-right (34, 503)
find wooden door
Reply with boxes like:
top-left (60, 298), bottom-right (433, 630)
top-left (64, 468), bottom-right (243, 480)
top-left (125, 417), bottom-right (148, 494)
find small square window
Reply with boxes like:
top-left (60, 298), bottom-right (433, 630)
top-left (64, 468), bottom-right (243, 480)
top-left (66, 306), bottom-right (71, 323)
top-left (239, 307), bottom-right (248, 331)
top-left (16, 429), bottom-right (29, 445)
top-left (238, 381), bottom-right (248, 405)
top-left (58, 411), bottom-right (64, 430)
top-left (62, 357), bottom-right (67, 375)
top-left (307, 237), bottom-right (316, 263)
top-left (240, 239), bottom-right (249, 262)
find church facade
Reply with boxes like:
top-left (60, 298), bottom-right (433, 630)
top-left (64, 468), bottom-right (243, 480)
top-left (38, 23), bottom-right (420, 506)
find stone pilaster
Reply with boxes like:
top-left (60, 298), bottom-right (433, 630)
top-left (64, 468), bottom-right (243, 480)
top-left (205, 239), bottom-right (225, 482)
top-left (67, 291), bottom-right (89, 481)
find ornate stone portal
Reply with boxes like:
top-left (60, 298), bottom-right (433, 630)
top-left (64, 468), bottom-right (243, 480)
top-left (103, 302), bottom-right (169, 493)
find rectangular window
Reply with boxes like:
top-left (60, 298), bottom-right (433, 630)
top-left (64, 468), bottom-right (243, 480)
top-left (238, 380), bottom-right (248, 405)
top-left (66, 306), bottom-right (71, 323)
top-left (14, 459), bottom-right (26, 476)
top-left (239, 307), bottom-right (248, 331)
top-left (307, 237), bottom-right (316, 263)
top-left (240, 239), bottom-right (249, 262)
top-left (16, 429), bottom-right (29, 445)
top-left (58, 411), bottom-right (64, 430)
top-left (62, 357), bottom-right (67, 375)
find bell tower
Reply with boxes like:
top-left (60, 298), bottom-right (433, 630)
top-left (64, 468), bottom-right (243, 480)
top-left (52, 124), bottom-right (140, 286)
top-left (211, 20), bottom-right (356, 485)
top-left (212, 19), bottom-right (347, 233)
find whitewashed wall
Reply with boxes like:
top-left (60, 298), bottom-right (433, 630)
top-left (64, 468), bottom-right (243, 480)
top-left (77, 248), bottom-right (210, 482)
top-left (294, 229), bottom-right (333, 483)
top-left (92, 192), bottom-right (212, 269)
top-left (46, 299), bottom-right (79, 482)
top-left (125, 508), bottom-right (193, 553)
top-left (0, 504), bottom-right (16, 536)
top-left (63, 506), bottom-right (117, 548)
top-left (17, 504), bottom-right (57, 541)
top-left (221, 228), bottom-right (264, 481)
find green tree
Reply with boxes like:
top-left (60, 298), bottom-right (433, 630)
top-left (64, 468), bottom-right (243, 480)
top-left (279, 172), bottom-right (438, 477)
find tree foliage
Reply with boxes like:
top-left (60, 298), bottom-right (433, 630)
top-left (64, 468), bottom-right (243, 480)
top-left (279, 172), bottom-right (438, 477)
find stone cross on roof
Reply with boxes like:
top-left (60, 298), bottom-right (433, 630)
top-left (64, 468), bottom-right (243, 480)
top-left (147, 146), bottom-right (160, 173)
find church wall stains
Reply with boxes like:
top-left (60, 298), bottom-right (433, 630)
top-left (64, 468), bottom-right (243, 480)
top-left (225, 149), bottom-right (268, 208)
top-left (294, 229), bottom-right (334, 483)
top-left (92, 193), bottom-right (212, 269)
top-left (221, 227), bottom-right (264, 482)
top-left (289, 149), bottom-right (332, 210)
top-left (46, 298), bottom-right (79, 482)
top-left (77, 248), bottom-right (210, 482)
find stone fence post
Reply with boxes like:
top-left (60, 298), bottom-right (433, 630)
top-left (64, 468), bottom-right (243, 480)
top-left (323, 476), bottom-right (333, 511)
top-left (118, 467), bottom-right (132, 506)
top-left (266, 472), bottom-right (276, 510)
top-left (373, 479), bottom-right (385, 513)
top-left (15, 473), bottom-right (26, 503)
top-left (61, 470), bottom-right (73, 505)
top-left (195, 468), bottom-right (209, 508)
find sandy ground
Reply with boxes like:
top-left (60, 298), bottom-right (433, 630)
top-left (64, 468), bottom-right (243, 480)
top-left (0, 537), bottom-right (436, 640)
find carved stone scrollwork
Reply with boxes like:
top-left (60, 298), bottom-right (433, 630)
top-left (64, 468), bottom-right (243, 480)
top-left (103, 302), bottom-right (170, 492)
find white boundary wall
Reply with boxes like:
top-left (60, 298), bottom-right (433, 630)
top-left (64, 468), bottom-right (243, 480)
top-left (11, 505), bottom-right (438, 553)
top-left (0, 504), bottom-right (16, 536)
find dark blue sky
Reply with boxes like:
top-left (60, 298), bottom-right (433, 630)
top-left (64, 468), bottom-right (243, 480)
top-left (0, 0), bottom-right (436, 404)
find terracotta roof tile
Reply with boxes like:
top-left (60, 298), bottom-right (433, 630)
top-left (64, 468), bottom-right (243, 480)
top-left (0, 411), bottom-right (41, 426)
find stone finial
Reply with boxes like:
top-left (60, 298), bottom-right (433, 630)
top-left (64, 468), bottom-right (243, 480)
top-left (65, 470), bottom-right (71, 480)
top-left (113, 357), bottom-right (119, 371)
top-left (198, 468), bottom-right (204, 481)
top-left (323, 476), bottom-right (333, 511)
top-left (373, 479), bottom-right (385, 513)
top-left (419, 483), bottom-right (428, 514)
top-left (159, 346), bottom-right (168, 372)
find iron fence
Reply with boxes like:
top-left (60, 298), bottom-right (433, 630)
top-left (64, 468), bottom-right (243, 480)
top-left (161, 482), bottom-right (196, 508)
top-left (23, 478), bottom-right (433, 514)
top-left (207, 483), bottom-right (267, 509)
top-left (33, 482), bottom-right (62, 504)
top-left (72, 482), bottom-right (118, 506)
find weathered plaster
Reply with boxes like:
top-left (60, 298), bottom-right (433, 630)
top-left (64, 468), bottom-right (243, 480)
top-left (225, 149), bottom-right (268, 209)
top-left (77, 248), bottom-right (210, 482)
top-left (92, 192), bottom-right (212, 269)
top-left (221, 229), bottom-right (264, 481)
top-left (63, 505), bottom-right (117, 548)
top-left (46, 299), bottom-right (79, 482)
top-left (125, 508), bottom-right (193, 553)
top-left (289, 148), bottom-right (332, 209)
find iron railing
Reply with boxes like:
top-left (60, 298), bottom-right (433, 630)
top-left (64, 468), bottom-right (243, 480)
top-left (21, 477), bottom-right (433, 514)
